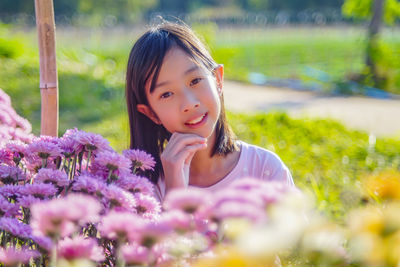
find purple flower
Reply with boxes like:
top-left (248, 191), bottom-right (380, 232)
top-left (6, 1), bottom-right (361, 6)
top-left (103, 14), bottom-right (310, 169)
top-left (94, 151), bottom-right (130, 179)
top-left (0, 148), bottom-right (13, 165)
top-left (134, 193), bottom-right (161, 218)
top-left (99, 211), bottom-right (142, 242)
top-left (0, 217), bottom-right (32, 239)
top-left (163, 188), bottom-right (210, 214)
top-left (0, 165), bottom-right (26, 184)
top-left (72, 174), bottom-right (107, 195)
top-left (115, 174), bottom-right (154, 195)
top-left (17, 195), bottom-right (41, 208)
top-left (57, 236), bottom-right (105, 262)
top-left (122, 149), bottom-right (156, 172)
top-left (27, 138), bottom-right (62, 159)
top-left (103, 185), bottom-right (136, 212)
top-left (34, 168), bottom-right (69, 187)
top-left (21, 183), bottom-right (57, 199)
top-left (58, 137), bottom-right (79, 158)
top-left (62, 128), bottom-right (79, 138)
top-left (0, 247), bottom-right (40, 266)
top-left (0, 195), bottom-right (20, 217)
top-left (0, 184), bottom-right (23, 200)
top-left (121, 244), bottom-right (149, 266)
top-left (73, 130), bottom-right (112, 154)
top-left (31, 235), bottom-right (53, 252)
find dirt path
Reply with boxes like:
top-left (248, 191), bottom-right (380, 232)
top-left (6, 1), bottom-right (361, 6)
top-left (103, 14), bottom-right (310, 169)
top-left (223, 81), bottom-right (400, 137)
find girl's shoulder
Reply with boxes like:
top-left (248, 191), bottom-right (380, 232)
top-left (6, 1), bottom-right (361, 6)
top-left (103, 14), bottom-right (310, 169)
top-left (235, 140), bottom-right (294, 186)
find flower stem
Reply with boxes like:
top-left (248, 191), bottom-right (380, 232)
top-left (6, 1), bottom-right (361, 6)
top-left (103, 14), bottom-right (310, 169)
top-left (86, 149), bottom-right (92, 171)
top-left (50, 243), bottom-right (57, 267)
top-left (107, 170), bottom-right (114, 184)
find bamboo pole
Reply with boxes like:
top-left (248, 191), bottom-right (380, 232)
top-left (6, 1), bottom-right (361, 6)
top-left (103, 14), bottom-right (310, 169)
top-left (34, 0), bottom-right (59, 137)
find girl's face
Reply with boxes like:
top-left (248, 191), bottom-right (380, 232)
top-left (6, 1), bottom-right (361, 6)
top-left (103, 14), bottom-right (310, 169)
top-left (137, 47), bottom-right (223, 139)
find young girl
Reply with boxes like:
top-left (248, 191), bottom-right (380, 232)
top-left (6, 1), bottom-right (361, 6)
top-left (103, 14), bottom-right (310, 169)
top-left (126, 21), bottom-right (294, 201)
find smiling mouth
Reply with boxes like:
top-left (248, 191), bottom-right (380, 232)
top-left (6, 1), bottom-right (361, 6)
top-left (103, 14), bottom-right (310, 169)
top-left (185, 113), bottom-right (207, 125)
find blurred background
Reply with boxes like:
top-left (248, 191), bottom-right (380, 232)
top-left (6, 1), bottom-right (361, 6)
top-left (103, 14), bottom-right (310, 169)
top-left (1, 0), bottom-right (400, 221)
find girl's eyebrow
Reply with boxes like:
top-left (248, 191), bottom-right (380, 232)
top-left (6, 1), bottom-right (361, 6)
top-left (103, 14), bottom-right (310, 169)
top-left (153, 65), bottom-right (200, 92)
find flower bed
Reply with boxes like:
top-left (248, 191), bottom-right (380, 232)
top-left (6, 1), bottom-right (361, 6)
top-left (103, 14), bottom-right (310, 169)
top-left (1, 89), bottom-right (400, 266)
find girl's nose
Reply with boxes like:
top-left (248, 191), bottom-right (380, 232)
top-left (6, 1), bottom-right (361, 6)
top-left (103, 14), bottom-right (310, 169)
top-left (181, 90), bottom-right (200, 113)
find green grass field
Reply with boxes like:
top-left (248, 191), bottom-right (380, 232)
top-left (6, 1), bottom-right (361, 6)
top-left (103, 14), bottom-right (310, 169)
top-left (2, 24), bottom-right (400, 222)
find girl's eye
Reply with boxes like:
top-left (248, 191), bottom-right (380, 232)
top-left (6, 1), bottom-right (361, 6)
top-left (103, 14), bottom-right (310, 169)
top-left (160, 92), bottom-right (172, 99)
top-left (190, 78), bottom-right (202, 86)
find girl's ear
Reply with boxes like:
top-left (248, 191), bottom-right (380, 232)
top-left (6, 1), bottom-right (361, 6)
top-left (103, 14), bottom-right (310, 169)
top-left (214, 64), bottom-right (224, 95)
top-left (137, 104), bottom-right (162, 125)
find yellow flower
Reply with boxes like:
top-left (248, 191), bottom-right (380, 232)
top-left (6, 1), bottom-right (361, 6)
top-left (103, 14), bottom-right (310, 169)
top-left (365, 170), bottom-right (400, 201)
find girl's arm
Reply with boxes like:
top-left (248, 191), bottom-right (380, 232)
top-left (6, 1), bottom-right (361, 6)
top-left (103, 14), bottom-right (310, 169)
top-left (161, 132), bottom-right (207, 194)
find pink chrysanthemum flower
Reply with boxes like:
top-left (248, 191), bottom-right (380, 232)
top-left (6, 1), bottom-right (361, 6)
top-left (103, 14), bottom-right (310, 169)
top-left (0, 247), bottom-right (40, 266)
top-left (27, 138), bottom-right (62, 160)
top-left (34, 168), bottom-right (69, 187)
top-left (17, 195), bottom-right (41, 208)
top-left (0, 165), bottom-right (26, 184)
top-left (72, 174), bottom-right (107, 196)
top-left (57, 236), bottom-right (105, 262)
top-left (0, 148), bottom-right (13, 165)
top-left (5, 140), bottom-right (28, 159)
top-left (21, 183), bottom-right (57, 199)
top-left (62, 194), bottom-right (101, 224)
top-left (163, 188), bottom-right (210, 214)
top-left (94, 151), bottom-right (130, 180)
top-left (159, 210), bottom-right (193, 233)
top-left (0, 184), bottom-right (23, 200)
top-left (116, 174), bottom-right (154, 195)
top-left (103, 185), bottom-right (136, 212)
top-left (0, 195), bottom-right (20, 217)
top-left (132, 220), bottom-right (171, 249)
top-left (206, 201), bottom-right (266, 224)
top-left (122, 149), bottom-right (156, 172)
top-left (99, 211), bottom-right (142, 242)
top-left (121, 244), bottom-right (149, 266)
top-left (0, 217), bottom-right (32, 239)
top-left (211, 188), bottom-right (264, 209)
top-left (134, 193), bottom-right (161, 218)
top-left (24, 156), bottom-right (57, 175)
top-left (257, 181), bottom-right (296, 206)
top-left (31, 201), bottom-right (76, 239)
top-left (73, 130), bottom-right (112, 154)
top-left (30, 194), bottom-right (101, 239)
top-left (8, 127), bottom-right (34, 143)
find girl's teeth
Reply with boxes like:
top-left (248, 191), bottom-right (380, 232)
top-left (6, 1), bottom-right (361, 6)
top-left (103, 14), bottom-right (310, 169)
top-left (187, 114), bottom-right (204, 124)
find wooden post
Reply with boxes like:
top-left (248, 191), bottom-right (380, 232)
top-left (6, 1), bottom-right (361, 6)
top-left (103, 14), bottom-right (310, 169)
top-left (34, 0), bottom-right (59, 137)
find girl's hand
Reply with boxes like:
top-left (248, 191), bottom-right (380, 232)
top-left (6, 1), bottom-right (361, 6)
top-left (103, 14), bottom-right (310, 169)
top-left (161, 132), bottom-right (207, 193)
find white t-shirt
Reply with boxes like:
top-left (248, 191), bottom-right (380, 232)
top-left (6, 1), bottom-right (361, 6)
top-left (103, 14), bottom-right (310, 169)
top-left (155, 140), bottom-right (294, 201)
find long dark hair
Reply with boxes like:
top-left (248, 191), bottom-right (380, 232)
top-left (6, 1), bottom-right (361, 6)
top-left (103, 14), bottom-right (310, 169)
top-left (126, 21), bottom-right (238, 184)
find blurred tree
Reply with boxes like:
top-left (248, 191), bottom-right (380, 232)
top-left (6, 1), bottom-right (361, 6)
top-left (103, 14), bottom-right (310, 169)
top-left (343, 0), bottom-right (400, 88)
top-left (78, 0), bottom-right (157, 24)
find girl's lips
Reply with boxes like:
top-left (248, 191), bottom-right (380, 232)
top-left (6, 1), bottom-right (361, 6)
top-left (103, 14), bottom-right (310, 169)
top-left (184, 113), bottom-right (208, 128)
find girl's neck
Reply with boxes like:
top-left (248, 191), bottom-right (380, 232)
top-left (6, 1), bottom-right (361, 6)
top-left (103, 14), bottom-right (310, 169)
top-left (188, 132), bottom-right (240, 187)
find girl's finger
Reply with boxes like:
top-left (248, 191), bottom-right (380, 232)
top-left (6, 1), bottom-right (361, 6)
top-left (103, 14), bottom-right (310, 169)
top-left (173, 143), bottom-right (207, 165)
top-left (165, 133), bottom-right (206, 154)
